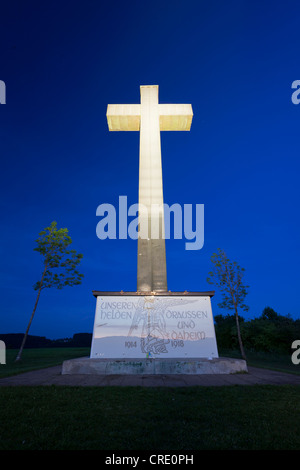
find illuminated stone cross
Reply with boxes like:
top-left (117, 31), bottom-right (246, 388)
top-left (106, 85), bottom-right (193, 293)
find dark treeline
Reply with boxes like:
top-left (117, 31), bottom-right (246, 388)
top-left (215, 306), bottom-right (300, 354)
top-left (0, 333), bottom-right (92, 349)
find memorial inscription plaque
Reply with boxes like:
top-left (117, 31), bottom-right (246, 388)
top-left (90, 294), bottom-right (218, 359)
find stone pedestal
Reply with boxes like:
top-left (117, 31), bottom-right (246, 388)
top-left (62, 357), bottom-right (247, 375)
top-left (62, 291), bottom-right (248, 376)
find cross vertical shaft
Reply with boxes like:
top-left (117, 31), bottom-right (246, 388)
top-left (106, 85), bottom-right (193, 294)
top-left (138, 86), bottom-right (167, 292)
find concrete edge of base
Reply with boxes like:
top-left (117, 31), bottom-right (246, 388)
top-left (61, 357), bottom-right (248, 375)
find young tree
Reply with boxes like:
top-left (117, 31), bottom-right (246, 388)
top-left (15, 221), bottom-right (84, 362)
top-left (207, 248), bottom-right (249, 360)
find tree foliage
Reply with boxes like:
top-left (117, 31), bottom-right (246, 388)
top-left (207, 248), bottom-right (249, 360)
top-left (214, 314), bottom-right (244, 350)
top-left (33, 221), bottom-right (83, 290)
top-left (215, 307), bottom-right (300, 354)
top-left (207, 248), bottom-right (249, 313)
top-left (15, 221), bottom-right (84, 362)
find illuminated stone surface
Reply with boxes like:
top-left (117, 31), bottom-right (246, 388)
top-left (90, 294), bottom-right (218, 359)
top-left (107, 85), bottom-right (193, 292)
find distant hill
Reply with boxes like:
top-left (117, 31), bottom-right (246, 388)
top-left (0, 333), bottom-right (92, 349)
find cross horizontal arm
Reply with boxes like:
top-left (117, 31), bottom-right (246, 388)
top-left (159, 104), bottom-right (193, 131)
top-left (107, 103), bottom-right (193, 132)
top-left (107, 104), bottom-right (141, 131)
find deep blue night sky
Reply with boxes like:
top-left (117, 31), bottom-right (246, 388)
top-left (1, 0), bottom-right (300, 338)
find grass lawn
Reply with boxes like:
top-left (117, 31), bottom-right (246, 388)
top-left (1, 385), bottom-right (300, 450)
top-left (0, 347), bottom-right (90, 378)
top-left (221, 348), bottom-right (300, 375)
top-left (1, 347), bottom-right (300, 450)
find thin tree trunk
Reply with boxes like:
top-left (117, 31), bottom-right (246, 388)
top-left (222, 255), bottom-right (247, 361)
top-left (234, 305), bottom-right (247, 361)
top-left (15, 264), bottom-right (47, 362)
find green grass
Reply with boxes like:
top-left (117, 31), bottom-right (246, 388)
top-left (1, 348), bottom-right (300, 450)
top-left (1, 385), bottom-right (300, 450)
top-left (0, 348), bottom-right (90, 378)
top-left (219, 348), bottom-right (300, 375)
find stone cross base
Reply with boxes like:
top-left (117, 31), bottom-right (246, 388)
top-left (62, 357), bottom-right (248, 375)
